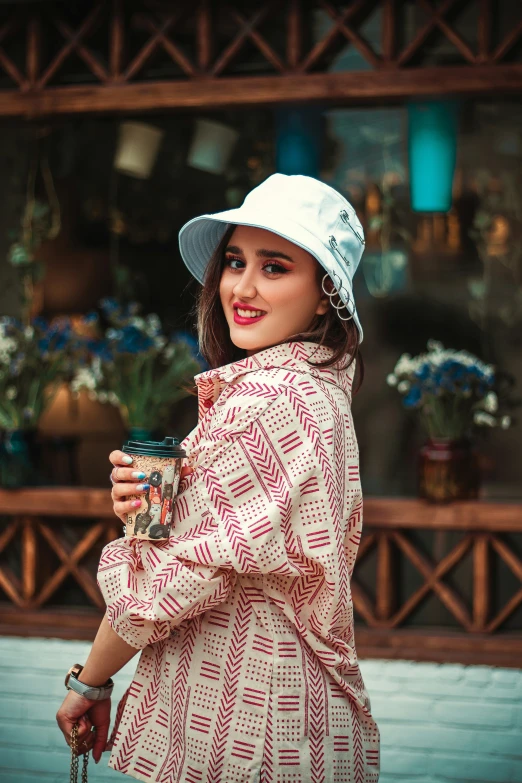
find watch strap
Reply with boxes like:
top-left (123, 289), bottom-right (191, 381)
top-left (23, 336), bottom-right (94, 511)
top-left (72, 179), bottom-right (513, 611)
top-left (65, 664), bottom-right (114, 701)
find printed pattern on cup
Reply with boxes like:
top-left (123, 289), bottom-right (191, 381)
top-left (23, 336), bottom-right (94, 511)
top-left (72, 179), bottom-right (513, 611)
top-left (125, 455), bottom-right (181, 540)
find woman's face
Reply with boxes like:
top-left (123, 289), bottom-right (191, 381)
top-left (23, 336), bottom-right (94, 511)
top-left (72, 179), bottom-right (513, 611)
top-left (219, 225), bottom-right (329, 356)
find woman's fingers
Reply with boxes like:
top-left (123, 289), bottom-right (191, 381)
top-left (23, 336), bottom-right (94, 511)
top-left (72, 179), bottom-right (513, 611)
top-left (111, 481), bottom-right (148, 500)
top-left (113, 499), bottom-right (140, 521)
top-left (110, 466), bottom-right (148, 483)
top-left (109, 449), bottom-right (134, 468)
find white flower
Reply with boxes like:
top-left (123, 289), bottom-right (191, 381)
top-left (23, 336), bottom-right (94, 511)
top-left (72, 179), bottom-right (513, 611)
top-left (6, 386), bottom-right (17, 400)
top-left (397, 380), bottom-right (410, 393)
top-left (386, 374), bottom-right (397, 387)
top-left (163, 344), bottom-right (176, 361)
top-left (71, 367), bottom-right (98, 393)
top-left (427, 339), bottom-right (444, 352)
top-left (0, 336), bottom-right (17, 364)
top-left (473, 411), bottom-right (496, 427)
top-left (88, 391), bottom-right (98, 401)
top-left (130, 317), bottom-right (146, 330)
top-left (483, 391), bottom-right (498, 413)
top-left (146, 314), bottom-right (162, 336)
top-left (107, 391), bottom-right (119, 405)
top-left (98, 391), bottom-right (108, 403)
top-left (500, 415), bottom-right (511, 429)
top-left (154, 336), bottom-right (167, 350)
top-left (24, 326), bottom-right (34, 339)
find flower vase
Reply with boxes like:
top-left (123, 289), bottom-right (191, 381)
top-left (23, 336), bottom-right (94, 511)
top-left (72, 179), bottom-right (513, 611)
top-left (418, 437), bottom-right (481, 503)
top-left (0, 429), bottom-right (43, 489)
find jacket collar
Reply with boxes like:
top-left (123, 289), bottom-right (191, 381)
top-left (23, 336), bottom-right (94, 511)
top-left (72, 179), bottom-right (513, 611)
top-left (194, 340), bottom-right (356, 419)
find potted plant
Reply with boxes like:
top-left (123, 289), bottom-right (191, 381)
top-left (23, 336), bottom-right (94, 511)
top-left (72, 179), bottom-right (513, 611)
top-left (71, 298), bottom-right (203, 441)
top-left (0, 315), bottom-right (88, 487)
top-left (387, 339), bottom-right (517, 503)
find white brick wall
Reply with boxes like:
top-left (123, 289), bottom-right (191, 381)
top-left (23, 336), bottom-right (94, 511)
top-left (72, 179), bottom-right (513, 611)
top-left (0, 637), bottom-right (521, 783)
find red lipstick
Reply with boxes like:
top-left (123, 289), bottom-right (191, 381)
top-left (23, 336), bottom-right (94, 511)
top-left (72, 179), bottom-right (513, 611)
top-left (233, 303), bottom-right (267, 326)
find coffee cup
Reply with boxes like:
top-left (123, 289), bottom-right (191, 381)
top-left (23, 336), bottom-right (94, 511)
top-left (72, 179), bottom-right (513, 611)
top-left (122, 436), bottom-right (186, 540)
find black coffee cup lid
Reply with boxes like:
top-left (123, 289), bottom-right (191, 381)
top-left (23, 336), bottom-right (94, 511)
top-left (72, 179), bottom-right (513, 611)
top-left (122, 436), bottom-right (186, 458)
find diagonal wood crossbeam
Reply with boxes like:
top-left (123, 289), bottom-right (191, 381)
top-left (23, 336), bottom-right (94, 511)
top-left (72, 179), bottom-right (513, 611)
top-left (0, 17), bottom-right (26, 88)
top-left (299, 0), bottom-right (376, 72)
top-left (351, 529), bottom-right (475, 628)
top-left (36, 519), bottom-right (107, 609)
top-left (211, 2), bottom-right (278, 76)
top-left (36, 3), bottom-right (106, 89)
top-left (131, 11), bottom-right (197, 78)
top-left (228, 6), bottom-right (285, 73)
top-left (350, 526), bottom-right (522, 634)
top-left (389, 531), bottom-right (473, 628)
top-left (319, 0), bottom-right (383, 69)
top-left (416, 0), bottom-right (476, 63)
top-left (399, 0), bottom-right (466, 66)
top-left (486, 534), bottom-right (522, 631)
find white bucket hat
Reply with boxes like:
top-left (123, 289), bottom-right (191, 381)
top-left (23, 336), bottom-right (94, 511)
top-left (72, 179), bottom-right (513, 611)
top-left (178, 173), bottom-right (365, 343)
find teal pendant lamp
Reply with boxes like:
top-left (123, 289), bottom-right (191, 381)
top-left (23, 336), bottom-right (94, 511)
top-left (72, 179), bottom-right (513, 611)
top-left (407, 100), bottom-right (459, 212)
top-left (275, 107), bottom-right (322, 178)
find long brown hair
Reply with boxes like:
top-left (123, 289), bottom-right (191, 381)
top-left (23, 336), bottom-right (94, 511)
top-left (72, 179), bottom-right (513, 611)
top-left (191, 224), bottom-right (365, 396)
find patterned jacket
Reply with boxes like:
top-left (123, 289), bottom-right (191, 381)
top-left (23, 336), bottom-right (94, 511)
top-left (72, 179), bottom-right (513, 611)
top-left (97, 339), bottom-right (380, 783)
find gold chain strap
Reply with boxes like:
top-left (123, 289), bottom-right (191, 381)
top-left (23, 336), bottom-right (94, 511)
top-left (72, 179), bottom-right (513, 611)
top-left (70, 723), bottom-right (89, 783)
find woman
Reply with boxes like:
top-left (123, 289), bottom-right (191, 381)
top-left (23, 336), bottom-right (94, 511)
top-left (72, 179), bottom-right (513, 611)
top-left (56, 173), bottom-right (381, 782)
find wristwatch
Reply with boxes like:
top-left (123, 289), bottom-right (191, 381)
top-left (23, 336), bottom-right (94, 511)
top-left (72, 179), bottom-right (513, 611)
top-left (65, 663), bottom-right (114, 701)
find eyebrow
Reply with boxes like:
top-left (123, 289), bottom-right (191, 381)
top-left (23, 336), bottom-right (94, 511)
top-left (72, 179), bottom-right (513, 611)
top-left (225, 245), bottom-right (295, 263)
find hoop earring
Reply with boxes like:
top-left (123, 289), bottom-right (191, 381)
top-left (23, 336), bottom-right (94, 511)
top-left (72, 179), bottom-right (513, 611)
top-left (321, 272), bottom-right (354, 322)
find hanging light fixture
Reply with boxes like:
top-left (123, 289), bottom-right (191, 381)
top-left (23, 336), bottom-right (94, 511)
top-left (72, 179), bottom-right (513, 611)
top-left (187, 119), bottom-right (239, 175)
top-left (114, 121), bottom-right (164, 179)
top-left (407, 100), bottom-right (459, 212)
top-left (275, 107), bottom-right (323, 178)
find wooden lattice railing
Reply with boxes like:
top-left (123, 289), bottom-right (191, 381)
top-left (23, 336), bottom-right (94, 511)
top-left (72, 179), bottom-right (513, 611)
top-left (0, 488), bottom-right (521, 667)
top-left (0, 0), bottom-right (521, 116)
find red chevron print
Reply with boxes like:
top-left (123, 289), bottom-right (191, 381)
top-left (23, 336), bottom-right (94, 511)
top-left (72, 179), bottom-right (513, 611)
top-left (98, 341), bottom-right (380, 783)
top-left (207, 589), bottom-right (253, 782)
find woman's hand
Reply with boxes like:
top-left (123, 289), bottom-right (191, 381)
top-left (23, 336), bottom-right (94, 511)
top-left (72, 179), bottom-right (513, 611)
top-left (56, 689), bottom-right (111, 763)
top-left (109, 450), bottom-right (194, 523)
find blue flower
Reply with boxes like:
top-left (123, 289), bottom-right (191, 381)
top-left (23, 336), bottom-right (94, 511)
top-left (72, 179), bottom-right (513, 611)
top-left (414, 363), bottom-right (431, 381)
top-left (403, 385), bottom-right (422, 408)
top-left (31, 316), bottom-right (48, 331)
top-left (114, 325), bottom-right (154, 354)
top-left (100, 297), bottom-right (120, 315)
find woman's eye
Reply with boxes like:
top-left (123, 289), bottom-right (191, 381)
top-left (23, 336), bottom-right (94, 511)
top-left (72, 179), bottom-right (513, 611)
top-left (224, 257), bottom-right (288, 275)
top-left (263, 262), bottom-right (288, 275)
top-left (225, 256), bottom-right (244, 270)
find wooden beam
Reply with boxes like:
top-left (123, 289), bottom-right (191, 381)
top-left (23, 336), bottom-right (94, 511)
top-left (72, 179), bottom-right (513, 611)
top-left (26, 14), bottom-right (41, 87)
top-left (472, 533), bottom-right (489, 630)
top-left (477, 0), bottom-right (491, 64)
top-left (287, 0), bottom-right (302, 70)
top-left (197, 0), bottom-right (212, 72)
top-left (355, 628), bottom-right (522, 669)
top-left (1, 64), bottom-right (521, 117)
top-left (382, 0), bottom-right (395, 63)
top-left (110, 0), bottom-right (124, 80)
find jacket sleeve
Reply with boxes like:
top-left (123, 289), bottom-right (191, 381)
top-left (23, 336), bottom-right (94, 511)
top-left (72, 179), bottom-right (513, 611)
top-left (97, 379), bottom-right (346, 649)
